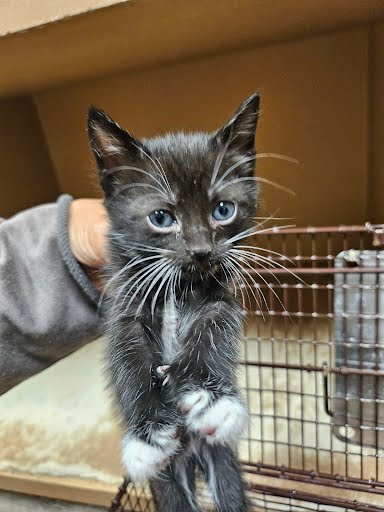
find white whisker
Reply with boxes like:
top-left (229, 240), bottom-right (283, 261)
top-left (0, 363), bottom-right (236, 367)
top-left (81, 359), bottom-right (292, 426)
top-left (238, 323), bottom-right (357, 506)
top-left (135, 261), bottom-right (173, 316)
top-left (104, 165), bottom-right (170, 199)
top-left (219, 262), bottom-right (230, 285)
top-left (128, 242), bottom-right (176, 254)
top-left (210, 152), bottom-right (298, 194)
top-left (227, 254), bottom-right (268, 310)
top-left (129, 141), bottom-right (175, 200)
top-left (150, 264), bottom-right (177, 318)
top-left (100, 254), bottom-right (162, 307)
top-left (210, 123), bottom-right (234, 187)
top-left (230, 248), bottom-right (306, 285)
top-left (225, 255), bottom-right (265, 315)
top-left (214, 176), bottom-right (296, 196)
top-left (221, 256), bottom-right (248, 309)
top-left (256, 152), bottom-right (299, 164)
top-left (113, 182), bottom-right (169, 199)
top-left (234, 244), bottom-right (294, 264)
top-left (209, 154), bottom-right (256, 195)
top-left (224, 222), bottom-right (296, 246)
top-left (118, 259), bottom-right (170, 310)
top-left (153, 155), bottom-right (174, 200)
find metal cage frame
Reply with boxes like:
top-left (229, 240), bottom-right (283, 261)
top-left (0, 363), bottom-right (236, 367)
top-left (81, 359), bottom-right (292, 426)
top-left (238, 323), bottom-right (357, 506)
top-left (108, 223), bottom-right (384, 512)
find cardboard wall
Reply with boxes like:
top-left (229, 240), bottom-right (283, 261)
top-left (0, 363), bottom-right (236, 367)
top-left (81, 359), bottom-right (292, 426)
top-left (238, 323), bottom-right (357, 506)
top-left (0, 97), bottom-right (59, 218)
top-left (34, 28), bottom-right (369, 226)
top-left (0, 0), bottom-right (123, 36)
top-left (1, 0), bottom-right (383, 97)
top-left (370, 22), bottom-right (384, 223)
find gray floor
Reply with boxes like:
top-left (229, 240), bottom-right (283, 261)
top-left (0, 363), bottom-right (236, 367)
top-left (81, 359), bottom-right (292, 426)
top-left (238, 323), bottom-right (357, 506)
top-left (0, 491), bottom-right (106, 512)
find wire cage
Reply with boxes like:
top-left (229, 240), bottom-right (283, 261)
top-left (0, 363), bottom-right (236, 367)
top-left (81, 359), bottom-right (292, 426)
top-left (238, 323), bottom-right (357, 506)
top-left (108, 223), bottom-right (384, 512)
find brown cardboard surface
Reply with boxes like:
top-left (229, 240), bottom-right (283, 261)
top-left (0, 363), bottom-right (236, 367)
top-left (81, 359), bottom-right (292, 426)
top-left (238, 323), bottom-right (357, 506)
top-left (0, 97), bottom-right (59, 218)
top-left (35, 28), bottom-right (369, 226)
top-left (0, 0), bottom-right (383, 96)
top-left (0, 0), bottom-right (126, 37)
top-left (370, 22), bottom-right (384, 223)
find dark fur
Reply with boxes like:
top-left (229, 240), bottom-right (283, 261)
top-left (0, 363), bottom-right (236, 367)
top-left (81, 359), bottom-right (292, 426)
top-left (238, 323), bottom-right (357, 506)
top-left (88, 93), bottom-right (260, 511)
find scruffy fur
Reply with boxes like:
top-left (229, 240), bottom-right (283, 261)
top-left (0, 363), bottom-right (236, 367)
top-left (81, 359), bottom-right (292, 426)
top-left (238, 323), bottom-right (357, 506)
top-left (88, 93), bottom-right (260, 512)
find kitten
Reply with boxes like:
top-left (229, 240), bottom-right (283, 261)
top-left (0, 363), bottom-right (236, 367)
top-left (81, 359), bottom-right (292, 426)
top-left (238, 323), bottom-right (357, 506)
top-left (88, 93), bottom-right (260, 512)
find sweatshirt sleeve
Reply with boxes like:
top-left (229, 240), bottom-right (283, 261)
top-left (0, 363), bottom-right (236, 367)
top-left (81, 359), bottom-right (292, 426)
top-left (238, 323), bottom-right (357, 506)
top-left (0, 195), bottom-right (102, 395)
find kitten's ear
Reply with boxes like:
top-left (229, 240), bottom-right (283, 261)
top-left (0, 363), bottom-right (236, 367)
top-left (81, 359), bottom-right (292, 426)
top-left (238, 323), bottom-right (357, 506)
top-left (87, 106), bottom-right (145, 196)
top-left (214, 92), bottom-right (260, 153)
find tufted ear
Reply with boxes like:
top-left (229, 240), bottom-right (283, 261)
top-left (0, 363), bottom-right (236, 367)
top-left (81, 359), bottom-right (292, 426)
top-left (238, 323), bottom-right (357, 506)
top-left (87, 106), bottom-right (147, 197)
top-left (214, 92), bottom-right (260, 154)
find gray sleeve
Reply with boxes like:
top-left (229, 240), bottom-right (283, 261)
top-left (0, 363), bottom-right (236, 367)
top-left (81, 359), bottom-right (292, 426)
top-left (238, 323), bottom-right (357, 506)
top-left (0, 195), bottom-right (102, 395)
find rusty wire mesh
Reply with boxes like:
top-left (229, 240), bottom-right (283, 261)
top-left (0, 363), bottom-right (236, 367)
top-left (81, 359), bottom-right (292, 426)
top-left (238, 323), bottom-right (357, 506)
top-left (109, 478), bottom-right (384, 512)
top-left (108, 223), bottom-right (384, 512)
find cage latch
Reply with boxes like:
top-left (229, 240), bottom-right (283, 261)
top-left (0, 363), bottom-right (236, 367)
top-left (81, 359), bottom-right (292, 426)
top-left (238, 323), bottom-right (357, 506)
top-left (365, 222), bottom-right (384, 247)
top-left (322, 362), bottom-right (333, 417)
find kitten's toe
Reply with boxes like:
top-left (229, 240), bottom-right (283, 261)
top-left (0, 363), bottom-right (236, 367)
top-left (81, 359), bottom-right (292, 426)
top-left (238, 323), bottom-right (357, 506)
top-left (121, 432), bottom-right (178, 482)
top-left (179, 389), bottom-right (211, 416)
top-left (189, 396), bottom-right (248, 445)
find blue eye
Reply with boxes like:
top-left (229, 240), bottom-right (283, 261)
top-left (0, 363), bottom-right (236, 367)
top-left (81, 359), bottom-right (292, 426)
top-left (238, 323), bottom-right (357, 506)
top-left (212, 201), bottom-right (236, 223)
top-left (148, 210), bottom-right (176, 230)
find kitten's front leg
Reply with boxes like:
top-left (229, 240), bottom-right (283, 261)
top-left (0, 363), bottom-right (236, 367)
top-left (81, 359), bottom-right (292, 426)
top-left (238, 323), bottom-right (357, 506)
top-left (175, 298), bottom-right (248, 445)
top-left (159, 365), bottom-right (247, 445)
top-left (108, 320), bottom-right (181, 482)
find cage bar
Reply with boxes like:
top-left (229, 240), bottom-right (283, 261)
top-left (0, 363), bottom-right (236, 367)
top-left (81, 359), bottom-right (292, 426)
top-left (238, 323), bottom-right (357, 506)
top-left (108, 223), bottom-right (384, 511)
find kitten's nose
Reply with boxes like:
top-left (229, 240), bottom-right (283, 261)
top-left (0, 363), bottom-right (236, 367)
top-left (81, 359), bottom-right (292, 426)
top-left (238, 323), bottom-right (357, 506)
top-left (190, 247), bottom-right (212, 263)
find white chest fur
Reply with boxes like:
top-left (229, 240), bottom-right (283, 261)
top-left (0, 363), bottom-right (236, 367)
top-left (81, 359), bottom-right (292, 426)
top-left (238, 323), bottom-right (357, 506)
top-left (161, 297), bottom-right (180, 363)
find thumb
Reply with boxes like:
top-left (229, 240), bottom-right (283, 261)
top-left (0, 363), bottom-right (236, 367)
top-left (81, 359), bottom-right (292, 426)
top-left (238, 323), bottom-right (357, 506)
top-left (69, 199), bottom-right (110, 269)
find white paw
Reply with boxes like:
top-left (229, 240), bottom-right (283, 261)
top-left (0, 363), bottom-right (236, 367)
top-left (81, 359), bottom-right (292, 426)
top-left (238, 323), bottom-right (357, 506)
top-left (121, 428), bottom-right (180, 482)
top-left (179, 389), bottom-right (212, 417)
top-left (182, 393), bottom-right (248, 445)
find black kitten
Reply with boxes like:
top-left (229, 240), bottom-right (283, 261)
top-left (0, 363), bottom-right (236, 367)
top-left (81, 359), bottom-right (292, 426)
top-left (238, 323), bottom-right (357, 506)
top-left (88, 93), bottom-right (260, 512)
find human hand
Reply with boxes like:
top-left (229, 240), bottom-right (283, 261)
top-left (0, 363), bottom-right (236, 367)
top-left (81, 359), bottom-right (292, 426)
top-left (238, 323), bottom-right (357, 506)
top-left (68, 199), bottom-right (109, 287)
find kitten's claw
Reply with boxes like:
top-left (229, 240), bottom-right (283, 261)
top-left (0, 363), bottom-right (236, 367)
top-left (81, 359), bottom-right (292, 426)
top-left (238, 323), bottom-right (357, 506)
top-left (156, 365), bottom-right (171, 386)
top-left (156, 365), bottom-right (170, 376)
top-left (121, 426), bottom-right (180, 481)
top-left (180, 391), bottom-right (248, 445)
top-left (179, 389), bottom-right (211, 415)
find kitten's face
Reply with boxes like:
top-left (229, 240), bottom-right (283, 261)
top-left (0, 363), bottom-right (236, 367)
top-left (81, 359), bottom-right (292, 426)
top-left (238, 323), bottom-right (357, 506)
top-left (88, 94), bottom-right (259, 278)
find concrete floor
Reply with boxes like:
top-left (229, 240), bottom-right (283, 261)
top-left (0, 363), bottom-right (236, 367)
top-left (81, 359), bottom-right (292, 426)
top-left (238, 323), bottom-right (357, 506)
top-left (0, 337), bottom-right (122, 506)
top-left (0, 338), bottom-right (123, 485)
top-left (0, 490), bottom-right (105, 512)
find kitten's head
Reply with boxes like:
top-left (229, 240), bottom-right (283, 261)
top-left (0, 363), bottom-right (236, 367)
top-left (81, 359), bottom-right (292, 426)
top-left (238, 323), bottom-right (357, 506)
top-left (88, 93), bottom-right (259, 279)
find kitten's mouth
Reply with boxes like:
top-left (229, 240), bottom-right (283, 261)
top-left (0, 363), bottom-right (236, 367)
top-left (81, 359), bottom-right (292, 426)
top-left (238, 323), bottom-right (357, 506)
top-left (185, 260), bottom-right (220, 276)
